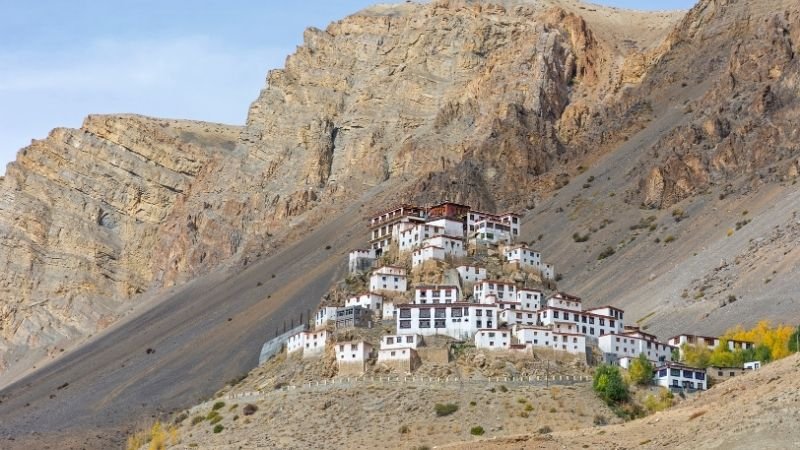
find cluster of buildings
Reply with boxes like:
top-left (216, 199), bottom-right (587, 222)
top-left (280, 201), bottom-right (759, 391)
top-left (348, 202), bottom-right (554, 278)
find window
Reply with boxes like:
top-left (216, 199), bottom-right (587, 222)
top-left (451, 308), bottom-right (462, 318)
top-left (419, 309), bottom-right (431, 318)
top-left (659, 369), bottom-right (667, 377)
top-left (477, 320), bottom-right (482, 328)
top-left (399, 320), bottom-right (411, 329)
top-left (435, 308), bottom-right (446, 318)
top-left (694, 372), bottom-right (705, 380)
top-left (399, 309), bottom-right (411, 319)
top-left (434, 319), bottom-right (446, 328)
top-left (387, 337), bottom-right (394, 345)
top-left (406, 336), bottom-right (413, 343)
top-left (554, 311), bottom-right (560, 319)
top-left (670, 368), bottom-right (681, 377)
top-left (419, 320), bottom-right (431, 328)
top-left (476, 309), bottom-right (483, 317)
top-left (487, 310), bottom-right (493, 317)
top-left (599, 318), bottom-right (605, 326)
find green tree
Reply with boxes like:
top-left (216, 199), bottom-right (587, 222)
top-left (681, 343), bottom-right (711, 368)
top-left (789, 326), bottom-right (800, 353)
top-left (593, 365), bottom-right (629, 405)
top-left (628, 354), bottom-right (654, 385)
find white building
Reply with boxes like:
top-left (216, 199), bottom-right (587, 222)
top-left (424, 235), bottom-right (465, 257)
top-left (472, 219), bottom-right (513, 244)
top-left (467, 211), bottom-right (520, 238)
top-left (381, 334), bottom-right (422, 350)
top-left (348, 248), bottom-right (376, 274)
top-left (286, 330), bottom-right (329, 358)
top-left (336, 341), bottom-right (374, 375)
top-left (667, 334), bottom-right (755, 359)
top-left (426, 218), bottom-right (465, 238)
top-left (474, 280), bottom-right (517, 303)
top-left (414, 285), bottom-right (460, 304)
top-left (598, 329), bottom-right (674, 364)
top-left (456, 265), bottom-right (487, 283)
top-left (369, 205), bottom-right (427, 252)
top-left (412, 245), bottom-right (445, 268)
top-left (504, 245), bottom-right (541, 268)
top-left (345, 292), bottom-right (385, 314)
top-left (396, 303), bottom-right (499, 340)
top-left (382, 300), bottom-right (396, 320)
top-left (514, 326), bottom-right (554, 347)
top-left (499, 308), bottom-right (539, 327)
top-left (398, 223), bottom-right (445, 252)
top-left (541, 263), bottom-right (555, 280)
top-left (315, 306), bottom-right (339, 329)
top-left (377, 347), bottom-right (419, 372)
top-left (744, 361), bottom-right (762, 370)
top-left (513, 326), bottom-right (585, 355)
top-left (369, 266), bottom-right (408, 293)
top-left (538, 307), bottom-right (623, 339)
top-left (475, 329), bottom-right (511, 350)
top-left (551, 332), bottom-right (586, 355)
top-left (654, 362), bottom-right (707, 390)
top-left (517, 289), bottom-right (543, 310)
top-left (546, 292), bottom-right (583, 312)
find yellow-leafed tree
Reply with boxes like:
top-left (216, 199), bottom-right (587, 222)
top-left (722, 320), bottom-right (794, 361)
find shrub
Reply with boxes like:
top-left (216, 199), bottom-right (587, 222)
top-left (470, 426), bottom-right (485, 436)
top-left (469, 401), bottom-right (476, 407)
top-left (593, 415), bottom-right (608, 426)
top-left (573, 232), bottom-right (590, 243)
top-left (173, 413), bottom-right (188, 425)
top-left (242, 404), bottom-right (258, 416)
top-left (206, 411), bottom-right (220, 421)
top-left (212, 401), bottom-right (226, 411)
top-left (664, 235), bottom-right (675, 243)
top-left (538, 426), bottom-right (553, 434)
top-left (191, 415), bottom-right (205, 426)
top-left (524, 404), bottom-right (534, 412)
top-left (593, 365), bottom-right (629, 405)
top-left (399, 425), bottom-right (410, 434)
top-left (597, 246), bottom-right (615, 260)
top-left (549, 407), bottom-right (557, 413)
top-left (434, 403), bottom-right (459, 417)
top-left (644, 388), bottom-right (674, 413)
top-left (628, 354), bottom-right (655, 385)
top-left (498, 385), bottom-right (508, 393)
top-left (213, 424), bottom-right (224, 433)
top-left (517, 398), bottom-right (527, 404)
top-left (209, 415), bottom-right (222, 425)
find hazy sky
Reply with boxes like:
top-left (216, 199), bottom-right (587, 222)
top-left (0, 0), bottom-right (697, 172)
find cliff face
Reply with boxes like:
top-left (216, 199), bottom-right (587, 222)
top-left (636, 0), bottom-right (800, 207)
top-left (8, 0), bottom-right (796, 381)
top-left (0, 115), bottom-right (239, 373)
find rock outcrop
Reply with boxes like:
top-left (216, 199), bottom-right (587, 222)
top-left (634, 0), bottom-right (800, 208)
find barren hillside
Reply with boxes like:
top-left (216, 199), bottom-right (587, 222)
top-left (0, 0), bottom-right (799, 448)
top-left (444, 352), bottom-right (800, 449)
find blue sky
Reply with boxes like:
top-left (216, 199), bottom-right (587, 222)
top-left (0, 0), bottom-right (697, 171)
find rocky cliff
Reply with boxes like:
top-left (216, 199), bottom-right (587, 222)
top-left (1, 0), bottom-right (799, 384)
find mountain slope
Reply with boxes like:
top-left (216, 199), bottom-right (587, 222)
top-left (0, 0), bottom-right (799, 448)
top-left (0, 0), bottom-right (680, 384)
top-left (445, 352), bottom-right (800, 449)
